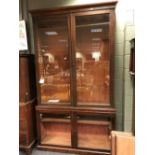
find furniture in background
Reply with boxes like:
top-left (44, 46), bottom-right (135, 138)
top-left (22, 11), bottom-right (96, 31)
top-left (19, 54), bottom-right (36, 155)
top-left (31, 1), bottom-right (117, 154)
top-left (129, 38), bottom-right (135, 75)
top-left (111, 131), bottom-right (135, 155)
top-left (130, 38), bottom-right (135, 136)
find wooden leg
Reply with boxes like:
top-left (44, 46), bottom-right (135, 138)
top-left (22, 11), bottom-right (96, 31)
top-left (26, 148), bottom-right (32, 155)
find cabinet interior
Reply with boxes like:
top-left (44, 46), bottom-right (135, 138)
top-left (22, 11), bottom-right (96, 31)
top-left (41, 121), bottom-right (71, 146)
top-left (77, 120), bottom-right (111, 150)
top-left (40, 113), bottom-right (71, 146)
top-left (77, 114), bottom-right (111, 150)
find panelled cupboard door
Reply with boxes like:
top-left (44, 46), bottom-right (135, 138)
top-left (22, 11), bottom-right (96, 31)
top-left (35, 15), bottom-right (71, 105)
top-left (72, 10), bottom-right (113, 106)
top-left (39, 113), bottom-right (71, 147)
top-left (76, 114), bottom-right (112, 150)
top-left (36, 109), bottom-right (113, 151)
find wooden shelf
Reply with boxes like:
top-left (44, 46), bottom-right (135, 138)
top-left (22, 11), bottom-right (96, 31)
top-left (41, 118), bottom-right (70, 123)
top-left (78, 120), bottom-right (110, 126)
top-left (78, 135), bottom-right (111, 150)
top-left (78, 102), bottom-right (110, 106)
top-left (41, 134), bottom-right (71, 146)
top-left (41, 102), bottom-right (70, 105)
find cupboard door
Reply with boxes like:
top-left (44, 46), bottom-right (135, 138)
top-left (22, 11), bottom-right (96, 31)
top-left (19, 104), bottom-right (27, 145)
top-left (74, 12), bottom-right (111, 106)
top-left (36, 15), bottom-right (71, 105)
top-left (77, 115), bottom-right (111, 150)
top-left (19, 56), bottom-right (31, 102)
top-left (39, 113), bottom-right (71, 147)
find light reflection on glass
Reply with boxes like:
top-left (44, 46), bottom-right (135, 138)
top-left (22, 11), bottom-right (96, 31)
top-left (37, 16), bottom-right (71, 104)
top-left (75, 13), bottom-right (110, 105)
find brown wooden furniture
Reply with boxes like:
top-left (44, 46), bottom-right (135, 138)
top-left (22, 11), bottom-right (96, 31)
top-left (129, 38), bottom-right (135, 136)
top-left (129, 38), bottom-right (135, 75)
top-left (19, 54), bottom-right (36, 155)
top-left (111, 131), bottom-right (135, 155)
top-left (31, 1), bottom-right (117, 154)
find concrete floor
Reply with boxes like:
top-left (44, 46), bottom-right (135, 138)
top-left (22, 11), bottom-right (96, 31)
top-left (19, 149), bottom-right (77, 155)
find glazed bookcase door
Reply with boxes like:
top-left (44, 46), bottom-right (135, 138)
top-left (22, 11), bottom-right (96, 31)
top-left (73, 11), bottom-right (112, 107)
top-left (76, 114), bottom-right (111, 151)
top-left (35, 15), bottom-right (71, 105)
top-left (39, 112), bottom-right (71, 147)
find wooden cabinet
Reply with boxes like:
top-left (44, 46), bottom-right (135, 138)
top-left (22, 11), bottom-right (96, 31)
top-left (111, 131), bottom-right (135, 155)
top-left (31, 1), bottom-right (117, 154)
top-left (19, 54), bottom-right (36, 154)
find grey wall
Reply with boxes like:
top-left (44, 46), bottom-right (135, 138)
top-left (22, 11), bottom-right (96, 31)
top-left (114, 0), bottom-right (135, 132)
top-left (123, 9), bottom-right (135, 132)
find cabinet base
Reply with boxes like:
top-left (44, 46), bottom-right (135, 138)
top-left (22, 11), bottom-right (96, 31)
top-left (37, 144), bottom-right (111, 155)
top-left (19, 139), bottom-right (36, 155)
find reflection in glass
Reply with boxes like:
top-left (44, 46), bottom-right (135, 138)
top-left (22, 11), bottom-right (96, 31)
top-left (37, 16), bottom-right (70, 104)
top-left (75, 14), bottom-right (110, 106)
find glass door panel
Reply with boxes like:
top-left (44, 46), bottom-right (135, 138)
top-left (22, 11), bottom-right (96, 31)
top-left (40, 113), bottom-right (71, 146)
top-left (75, 13), bottom-right (110, 106)
top-left (77, 115), bottom-right (111, 150)
top-left (37, 15), bottom-right (70, 104)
